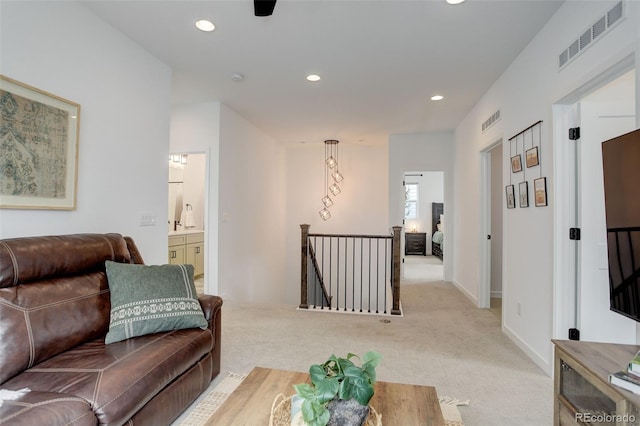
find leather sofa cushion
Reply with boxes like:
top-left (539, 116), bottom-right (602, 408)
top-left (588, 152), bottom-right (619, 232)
top-left (0, 234), bottom-right (130, 384)
top-left (2, 328), bottom-right (213, 425)
top-left (0, 390), bottom-right (97, 426)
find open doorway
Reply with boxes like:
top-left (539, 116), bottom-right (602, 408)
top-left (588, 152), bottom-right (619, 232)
top-left (168, 152), bottom-right (207, 294)
top-left (403, 171), bottom-right (444, 283)
top-left (576, 69), bottom-right (636, 343)
top-left (480, 140), bottom-right (504, 316)
top-left (554, 61), bottom-right (637, 343)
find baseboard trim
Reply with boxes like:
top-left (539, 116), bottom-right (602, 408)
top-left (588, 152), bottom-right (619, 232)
top-left (503, 323), bottom-right (552, 376)
top-left (451, 279), bottom-right (478, 305)
top-left (491, 291), bottom-right (502, 298)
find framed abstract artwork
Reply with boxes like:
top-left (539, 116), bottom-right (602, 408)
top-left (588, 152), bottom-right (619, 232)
top-left (0, 75), bottom-right (80, 209)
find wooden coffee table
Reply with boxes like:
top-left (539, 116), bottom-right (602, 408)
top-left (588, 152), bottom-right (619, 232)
top-left (205, 366), bottom-right (445, 425)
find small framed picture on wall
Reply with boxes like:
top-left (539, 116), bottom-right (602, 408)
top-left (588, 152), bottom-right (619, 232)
top-left (525, 146), bottom-right (539, 168)
top-left (511, 154), bottom-right (523, 173)
top-left (519, 181), bottom-right (529, 208)
top-left (505, 185), bottom-right (516, 209)
top-left (534, 177), bottom-right (548, 207)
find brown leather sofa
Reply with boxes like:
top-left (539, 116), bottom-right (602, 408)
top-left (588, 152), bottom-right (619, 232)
top-left (0, 233), bottom-right (222, 425)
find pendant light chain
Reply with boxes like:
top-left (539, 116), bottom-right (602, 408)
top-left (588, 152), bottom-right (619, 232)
top-left (319, 139), bottom-right (343, 221)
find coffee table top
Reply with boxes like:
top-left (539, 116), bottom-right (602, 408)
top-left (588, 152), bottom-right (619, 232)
top-left (205, 366), bottom-right (445, 425)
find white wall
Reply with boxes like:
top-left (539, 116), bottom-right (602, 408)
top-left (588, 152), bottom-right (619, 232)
top-left (218, 105), bottom-right (287, 304)
top-left (0, 1), bottom-right (172, 264)
top-left (170, 102), bottom-right (221, 295)
top-left (453, 0), bottom-right (640, 373)
top-left (285, 142), bottom-right (389, 305)
top-left (389, 133), bottom-right (454, 280)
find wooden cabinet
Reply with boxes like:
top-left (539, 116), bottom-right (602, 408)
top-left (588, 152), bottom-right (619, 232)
top-left (405, 232), bottom-right (426, 256)
top-left (168, 232), bottom-right (204, 277)
top-left (553, 339), bottom-right (640, 426)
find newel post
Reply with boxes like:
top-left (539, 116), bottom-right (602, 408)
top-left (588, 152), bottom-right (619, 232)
top-left (300, 224), bottom-right (310, 309)
top-left (391, 226), bottom-right (402, 315)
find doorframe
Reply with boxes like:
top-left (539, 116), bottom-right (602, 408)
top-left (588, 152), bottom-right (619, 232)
top-left (168, 149), bottom-right (212, 294)
top-left (552, 54), bottom-right (636, 340)
top-left (479, 139), bottom-right (503, 309)
top-left (401, 170), bottom-right (445, 280)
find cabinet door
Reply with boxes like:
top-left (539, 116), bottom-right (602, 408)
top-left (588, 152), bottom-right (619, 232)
top-left (168, 245), bottom-right (185, 265)
top-left (186, 243), bottom-right (204, 277)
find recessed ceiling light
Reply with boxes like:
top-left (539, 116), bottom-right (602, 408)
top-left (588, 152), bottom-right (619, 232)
top-left (306, 74), bottom-right (321, 82)
top-left (446, 0), bottom-right (465, 4)
top-left (195, 19), bottom-right (215, 32)
top-left (431, 95), bottom-right (444, 101)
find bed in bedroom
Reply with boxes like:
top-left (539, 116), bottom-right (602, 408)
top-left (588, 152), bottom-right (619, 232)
top-left (432, 202), bottom-right (444, 260)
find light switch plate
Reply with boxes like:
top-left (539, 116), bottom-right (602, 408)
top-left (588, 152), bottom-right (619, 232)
top-left (140, 213), bottom-right (156, 226)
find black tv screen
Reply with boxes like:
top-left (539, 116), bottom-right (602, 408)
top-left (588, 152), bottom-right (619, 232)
top-left (602, 128), bottom-right (640, 322)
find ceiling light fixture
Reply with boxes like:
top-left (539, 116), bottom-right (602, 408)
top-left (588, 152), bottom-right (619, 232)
top-left (430, 95), bottom-right (444, 101)
top-left (306, 74), bottom-right (321, 82)
top-left (319, 140), bottom-right (343, 221)
top-left (446, 0), bottom-right (465, 4)
top-left (195, 19), bottom-right (215, 32)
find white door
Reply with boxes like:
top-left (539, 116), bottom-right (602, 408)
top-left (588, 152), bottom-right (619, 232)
top-left (578, 70), bottom-right (636, 343)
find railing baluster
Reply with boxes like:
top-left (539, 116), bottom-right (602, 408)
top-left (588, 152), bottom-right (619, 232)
top-left (377, 238), bottom-right (381, 313)
top-left (360, 238), bottom-right (364, 312)
top-left (352, 237), bottom-right (356, 312)
top-left (337, 237), bottom-right (340, 311)
top-left (368, 238), bottom-right (372, 313)
top-left (320, 238), bottom-right (324, 310)
top-left (384, 237), bottom-right (388, 314)
top-left (344, 237), bottom-right (348, 312)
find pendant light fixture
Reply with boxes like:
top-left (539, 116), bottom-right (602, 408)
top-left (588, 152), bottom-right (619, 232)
top-left (319, 139), bottom-right (343, 221)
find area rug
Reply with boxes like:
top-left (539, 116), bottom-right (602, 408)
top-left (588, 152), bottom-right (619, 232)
top-left (177, 371), bottom-right (468, 426)
top-left (177, 371), bottom-right (247, 426)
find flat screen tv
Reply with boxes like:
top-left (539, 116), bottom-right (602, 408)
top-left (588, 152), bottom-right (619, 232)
top-left (602, 128), bottom-right (640, 322)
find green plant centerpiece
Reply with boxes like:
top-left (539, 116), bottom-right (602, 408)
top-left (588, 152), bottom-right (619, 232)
top-left (293, 351), bottom-right (382, 426)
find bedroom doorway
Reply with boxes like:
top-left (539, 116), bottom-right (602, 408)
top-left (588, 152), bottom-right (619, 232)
top-left (402, 171), bottom-right (444, 283)
top-left (480, 140), bottom-right (504, 315)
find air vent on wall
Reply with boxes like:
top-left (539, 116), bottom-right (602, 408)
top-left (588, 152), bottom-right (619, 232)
top-left (482, 109), bottom-right (501, 133)
top-left (558, 1), bottom-right (625, 70)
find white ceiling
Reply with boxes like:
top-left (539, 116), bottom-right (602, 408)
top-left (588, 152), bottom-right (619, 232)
top-left (83, 0), bottom-right (564, 146)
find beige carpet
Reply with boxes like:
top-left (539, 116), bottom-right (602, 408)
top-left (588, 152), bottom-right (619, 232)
top-left (175, 371), bottom-right (468, 426)
top-left (403, 255), bottom-right (443, 283)
top-left (175, 276), bottom-right (552, 425)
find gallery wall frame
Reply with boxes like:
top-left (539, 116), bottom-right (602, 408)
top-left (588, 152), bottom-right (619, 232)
top-left (0, 75), bottom-right (80, 210)
top-left (534, 177), bottom-right (548, 207)
top-left (519, 181), bottom-right (529, 208)
top-left (506, 184), bottom-right (516, 209)
top-left (511, 154), bottom-right (523, 173)
top-left (526, 146), bottom-right (539, 168)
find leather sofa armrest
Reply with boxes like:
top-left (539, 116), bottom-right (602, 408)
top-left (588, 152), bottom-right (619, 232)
top-left (198, 295), bottom-right (223, 323)
top-left (198, 295), bottom-right (223, 379)
top-left (124, 236), bottom-right (145, 265)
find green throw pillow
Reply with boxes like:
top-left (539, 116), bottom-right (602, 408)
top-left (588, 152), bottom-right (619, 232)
top-left (104, 261), bottom-right (208, 344)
